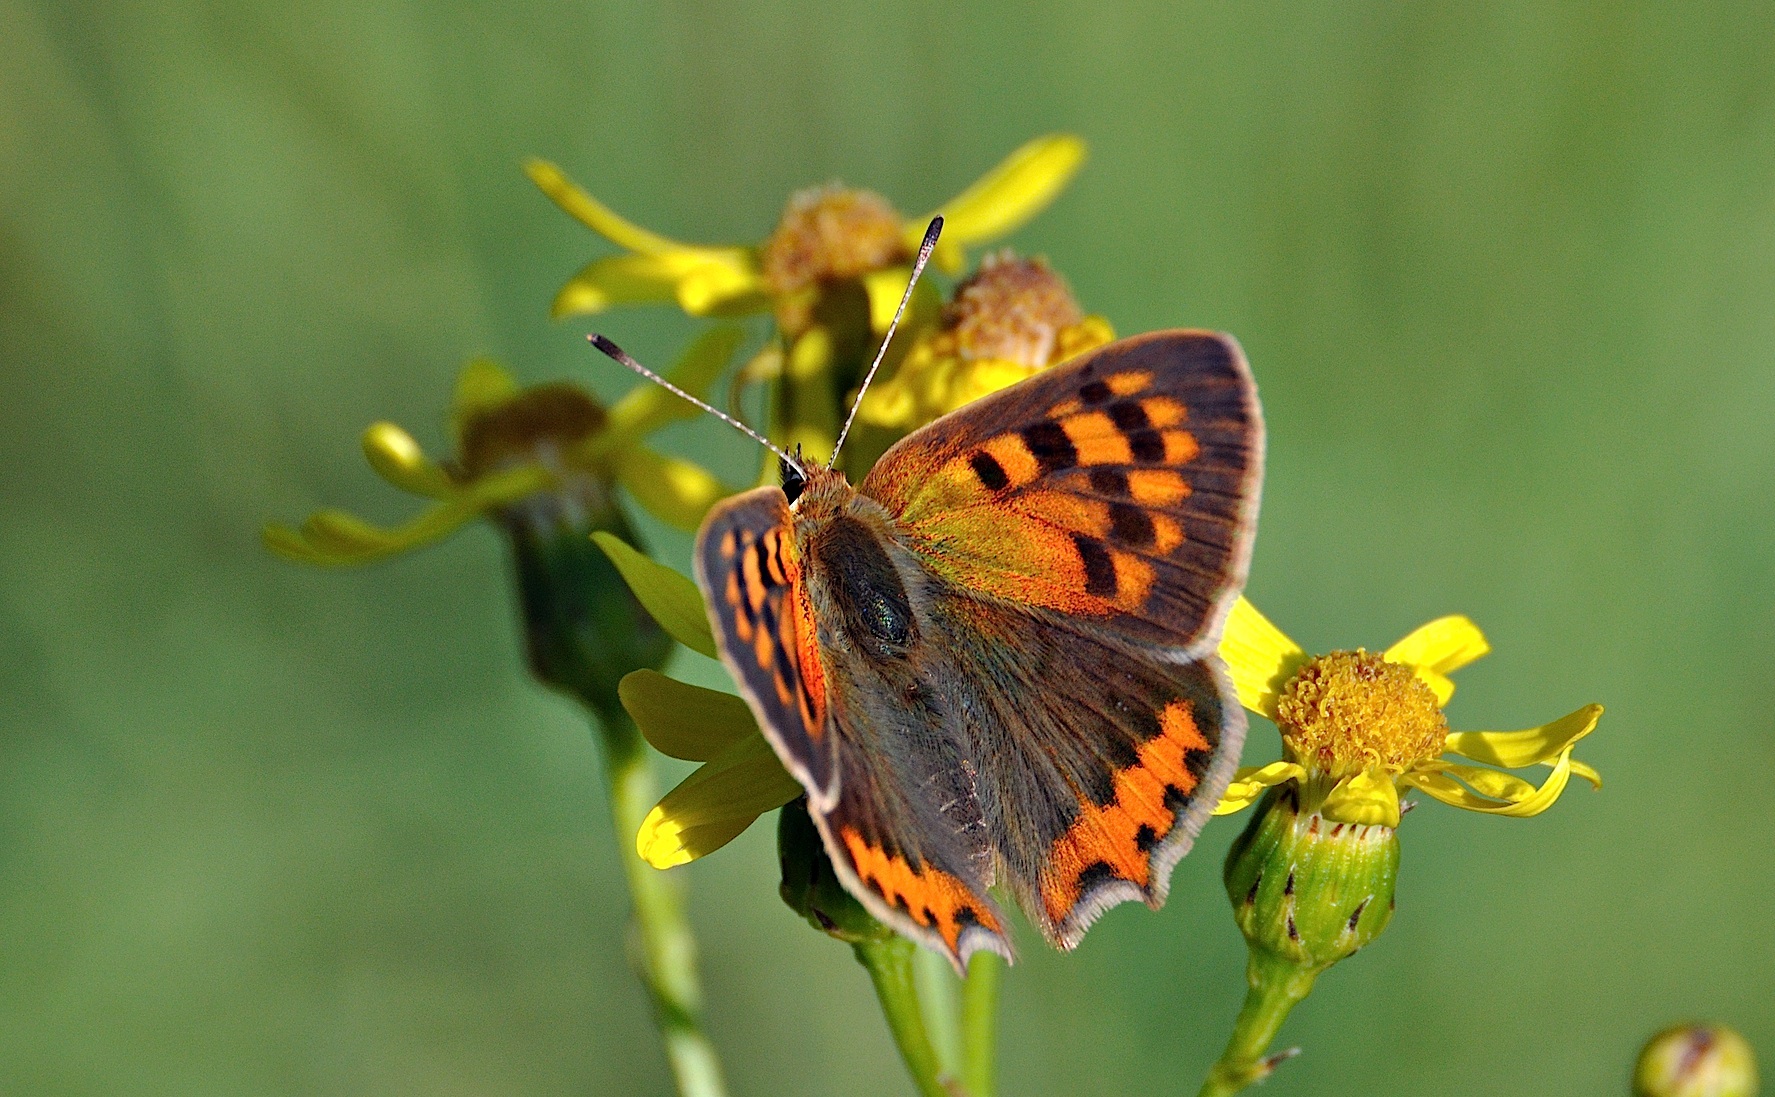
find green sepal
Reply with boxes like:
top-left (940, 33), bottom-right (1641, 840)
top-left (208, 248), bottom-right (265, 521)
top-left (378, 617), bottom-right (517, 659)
top-left (593, 532), bottom-right (719, 659)
top-left (1224, 783), bottom-right (1400, 971)
top-left (778, 796), bottom-right (891, 944)
top-left (619, 669), bottom-right (758, 762)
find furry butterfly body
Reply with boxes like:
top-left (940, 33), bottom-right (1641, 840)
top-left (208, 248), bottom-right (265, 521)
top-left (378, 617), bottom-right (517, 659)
top-left (695, 330), bottom-right (1264, 968)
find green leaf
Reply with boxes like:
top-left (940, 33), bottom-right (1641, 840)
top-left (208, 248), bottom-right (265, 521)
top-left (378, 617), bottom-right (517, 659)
top-left (592, 532), bottom-right (718, 659)
top-left (619, 669), bottom-right (756, 762)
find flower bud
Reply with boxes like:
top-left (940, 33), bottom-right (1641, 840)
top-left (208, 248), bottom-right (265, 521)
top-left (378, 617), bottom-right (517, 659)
top-left (1224, 784), bottom-right (1399, 972)
top-left (1635, 1024), bottom-right (1759, 1097)
top-left (778, 797), bottom-right (892, 944)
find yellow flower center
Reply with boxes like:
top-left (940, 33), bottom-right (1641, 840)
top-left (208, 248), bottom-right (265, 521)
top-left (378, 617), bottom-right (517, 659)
top-left (944, 251), bottom-right (1083, 368)
top-left (458, 383), bottom-right (607, 478)
top-left (760, 185), bottom-right (908, 295)
top-left (1275, 650), bottom-right (1447, 779)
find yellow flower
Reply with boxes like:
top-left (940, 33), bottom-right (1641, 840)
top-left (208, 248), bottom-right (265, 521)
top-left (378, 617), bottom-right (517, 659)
top-left (1214, 598), bottom-right (1603, 827)
top-left (264, 328), bottom-right (741, 565)
top-left (854, 250), bottom-right (1114, 437)
top-left (527, 134), bottom-right (1087, 329)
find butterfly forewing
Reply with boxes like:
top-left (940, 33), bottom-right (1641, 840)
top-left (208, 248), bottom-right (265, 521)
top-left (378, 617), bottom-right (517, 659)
top-left (694, 486), bottom-right (836, 800)
top-left (861, 330), bottom-right (1263, 653)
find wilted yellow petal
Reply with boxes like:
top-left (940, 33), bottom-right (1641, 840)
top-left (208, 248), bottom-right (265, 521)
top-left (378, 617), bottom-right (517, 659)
top-left (919, 134), bottom-right (1087, 272)
top-left (636, 733), bottom-right (802, 868)
top-left (1384, 615), bottom-right (1489, 704)
top-left (614, 446), bottom-right (729, 532)
top-left (525, 159), bottom-right (689, 256)
top-left (1401, 747), bottom-right (1584, 817)
top-left (591, 532), bottom-right (718, 659)
top-left (1218, 597), bottom-right (1308, 720)
top-left (1443, 704), bottom-right (1603, 770)
top-left (618, 669), bottom-right (758, 762)
top-left (1212, 760), bottom-right (1306, 815)
top-left (362, 421), bottom-right (453, 498)
top-left (607, 325), bottom-right (745, 440)
top-left (263, 464), bottom-right (552, 567)
top-left (451, 357), bottom-right (519, 447)
top-left (1321, 768), bottom-right (1401, 827)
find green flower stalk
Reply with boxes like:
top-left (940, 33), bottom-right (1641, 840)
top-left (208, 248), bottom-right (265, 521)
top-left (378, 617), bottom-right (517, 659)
top-left (264, 335), bottom-right (743, 1097)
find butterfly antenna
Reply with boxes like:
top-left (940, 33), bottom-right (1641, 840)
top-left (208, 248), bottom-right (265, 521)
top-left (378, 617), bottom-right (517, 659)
top-left (828, 215), bottom-right (943, 469)
top-left (587, 333), bottom-right (805, 476)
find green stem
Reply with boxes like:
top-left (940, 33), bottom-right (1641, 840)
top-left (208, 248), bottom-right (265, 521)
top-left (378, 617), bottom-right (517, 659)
top-left (1195, 951), bottom-right (1320, 1097)
top-left (594, 703), bottom-right (729, 1097)
top-left (854, 936), bottom-right (955, 1097)
top-left (959, 952), bottom-right (1003, 1097)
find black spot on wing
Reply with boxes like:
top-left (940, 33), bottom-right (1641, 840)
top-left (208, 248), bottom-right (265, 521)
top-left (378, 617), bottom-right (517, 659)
top-left (1073, 533), bottom-right (1117, 598)
top-left (970, 450), bottom-right (1010, 491)
top-left (1109, 503), bottom-right (1155, 547)
top-left (1109, 401), bottom-right (1150, 431)
top-left (1129, 430), bottom-right (1165, 463)
top-left (1021, 420), bottom-right (1078, 475)
top-left (1088, 468), bottom-right (1129, 497)
top-left (1079, 379), bottom-right (1112, 405)
top-left (1134, 823), bottom-right (1158, 852)
top-left (1076, 860), bottom-right (1119, 892)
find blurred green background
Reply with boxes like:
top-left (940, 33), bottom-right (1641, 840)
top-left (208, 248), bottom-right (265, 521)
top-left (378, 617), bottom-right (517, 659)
top-left (5, 2), bottom-right (1772, 1094)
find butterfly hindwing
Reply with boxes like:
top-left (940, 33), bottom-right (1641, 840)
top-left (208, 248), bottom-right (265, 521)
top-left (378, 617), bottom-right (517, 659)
top-left (914, 585), bottom-right (1246, 947)
top-left (695, 486), bottom-right (836, 799)
top-left (861, 330), bottom-right (1263, 652)
top-left (796, 501), bottom-right (1011, 963)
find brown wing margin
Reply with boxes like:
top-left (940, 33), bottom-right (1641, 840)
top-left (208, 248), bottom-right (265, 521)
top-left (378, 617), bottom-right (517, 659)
top-left (862, 330), bottom-right (1264, 655)
top-left (693, 486), bottom-right (836, 800)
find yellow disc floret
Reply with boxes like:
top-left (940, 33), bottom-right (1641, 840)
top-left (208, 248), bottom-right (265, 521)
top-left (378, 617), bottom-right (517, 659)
top-left (1275, 650), bottom-right (1447, 779)
top-left (760, 185), bottom-right (908, 296)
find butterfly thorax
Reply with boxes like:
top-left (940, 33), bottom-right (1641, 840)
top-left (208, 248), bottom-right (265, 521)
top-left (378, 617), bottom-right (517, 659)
top-left (791, 465), bottom-right (923, 664)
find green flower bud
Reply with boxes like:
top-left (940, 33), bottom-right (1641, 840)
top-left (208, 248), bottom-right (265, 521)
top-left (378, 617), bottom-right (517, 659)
top-left (778, 797), bottom-right (892, 944)
top-left (1224, 783), bottom-right (1399, 971)
top-left (1635, 1024), bottom-right (1759, 1097)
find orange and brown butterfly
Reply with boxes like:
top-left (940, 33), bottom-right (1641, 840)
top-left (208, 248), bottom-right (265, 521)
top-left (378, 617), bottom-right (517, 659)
top-left (593, 223), bottom-right (1263, 970)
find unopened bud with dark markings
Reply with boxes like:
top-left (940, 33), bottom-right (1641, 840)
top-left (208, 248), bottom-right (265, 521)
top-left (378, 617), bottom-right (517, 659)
top-left (778, 796), bottom-right (892, 944)
top-left (1635, 1024), bottom-right (1759, 1097)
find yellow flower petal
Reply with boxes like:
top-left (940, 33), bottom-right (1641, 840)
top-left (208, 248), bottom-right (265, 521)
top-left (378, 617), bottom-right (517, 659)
top-left (361, 421), bottom-right (453, 499)
top-left (1443, 704), bottom-right (1603, 770)
top-left (450, 357), bottom-right (519, 448)
top-left (918, 134), bottom-right (1087, 272)
top-left (614, 446), bottom-right (729, 533)
top-left (263, 464), bottom-right (552, 566)
top-left (1217, 597), bottom-right (1308, 720)
top-left (618, 669), bottom-right (758, 762)
top-left (636, 733), bottom-right (803, 868)
top-left (551, 252), bottom-right (703, 318)
top-left (861, 265), bottom-right (916, 333)
top-left (525, 158), bottom-right (690, 256)
top-left (674, 256), bottom-right (770, 317)
top-left (1321, 769), bottom-right (1401, 827)
top-left (1384, 615), bottom-right (1489, 705)
top-left (591, 532), bottom-right (719, 659)
top-left (1213, 761), bottom-right (1306, 815)
top-left (605, 326), bottom-right (745, 441)
top-left (1400, 746), bottom-right (1584, 817)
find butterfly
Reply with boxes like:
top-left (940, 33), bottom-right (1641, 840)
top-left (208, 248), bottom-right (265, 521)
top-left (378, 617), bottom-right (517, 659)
top-left (693, 328), bottom-right (1264, 970)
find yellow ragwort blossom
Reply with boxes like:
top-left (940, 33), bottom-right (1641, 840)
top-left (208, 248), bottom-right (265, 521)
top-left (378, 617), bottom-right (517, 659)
top-left (854, 250), bottom-right (1115, 435)
top-left (1214, 598), bottom-right (1603, 827)
top-left (264, 329), bottom-right (740, 565)
top-left (526, 134), bottom-right (1087, 330)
